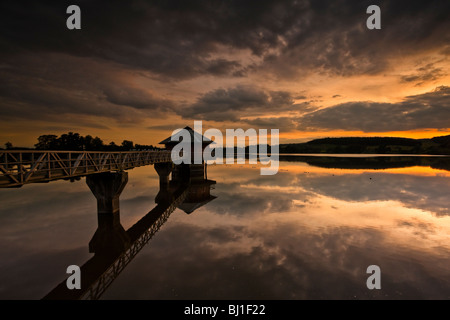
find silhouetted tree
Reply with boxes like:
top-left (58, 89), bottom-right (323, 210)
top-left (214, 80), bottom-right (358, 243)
top-left (34, 132), bottom-right (160, 151)
top-left (58, 132), bottom-right (84, 150)
top-left (91, 137), bottom-right (104, 150)
top-left (106, 141), bottom-right (119, 151)
top-left (35, 135), bottom-right (59, 150)
top-left (121, 140), bottom-right (134, 151)
top-left (82, 135), bottom-right (94, 150)
top-left (5, 142), bottom-right (13, 150)
top-left (81, 135), bottom-right (104, 151)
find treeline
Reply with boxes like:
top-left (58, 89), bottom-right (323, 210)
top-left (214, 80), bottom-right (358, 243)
top-left (3, 133), bottom-right (450, 154)
top-left (279, 135), bottom-right (450, 155)
top-left (0, 132), bottom-right (160, 151)
top-left (307, 137), bottom-right (421, 147)
top-left (34, 132), bottom-right (161, 151)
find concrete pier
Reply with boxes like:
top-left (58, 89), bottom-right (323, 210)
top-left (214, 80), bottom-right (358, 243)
top-left (86, 172), bottom-right (130, 255)
top-left (154, 162), bottom-right (174, 204)
top-left (154, 162), bottom-right (173, 189)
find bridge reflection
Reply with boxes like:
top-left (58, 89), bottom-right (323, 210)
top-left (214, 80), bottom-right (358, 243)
top-left (42, 162), bottom-right (216, 300)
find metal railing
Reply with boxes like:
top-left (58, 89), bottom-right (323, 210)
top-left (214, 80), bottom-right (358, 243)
top-left (0, 150), bottom-right (173, 187)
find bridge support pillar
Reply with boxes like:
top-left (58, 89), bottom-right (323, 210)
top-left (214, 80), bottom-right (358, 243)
top-left (86, 172), bottom-right (130, 255)
top-left (154, 163), bottom-right (174, 204)
top-left (154, 162), bottom-right (173, 189)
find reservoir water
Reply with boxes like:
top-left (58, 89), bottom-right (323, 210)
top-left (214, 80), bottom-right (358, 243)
top-left (1, 156), bottom-right (449, 299)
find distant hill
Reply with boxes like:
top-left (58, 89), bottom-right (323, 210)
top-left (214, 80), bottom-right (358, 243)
top-left (278, 135), bottom-right (450, 155)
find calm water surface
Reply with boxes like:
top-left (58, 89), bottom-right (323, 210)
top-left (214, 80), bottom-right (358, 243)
top-left (1, 157), bottom-right (450, 299)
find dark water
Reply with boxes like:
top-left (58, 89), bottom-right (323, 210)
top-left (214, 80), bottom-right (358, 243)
top-left (1, 156), bottom-right (450, 299)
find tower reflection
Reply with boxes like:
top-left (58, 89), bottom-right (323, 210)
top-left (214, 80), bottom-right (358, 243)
top-left (43, 162), bottom-right (216, 300)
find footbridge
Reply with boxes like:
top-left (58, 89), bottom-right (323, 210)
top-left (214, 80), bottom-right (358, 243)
top-left (0, 150), bottom-right (173, 188)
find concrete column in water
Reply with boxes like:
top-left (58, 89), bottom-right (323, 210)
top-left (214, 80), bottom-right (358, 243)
top-left (154, 162), bottom-right (174, 204)
top-left (86, 171), bottom-right (130, 255)
top-left (154, 162), bottom-right (173, 189)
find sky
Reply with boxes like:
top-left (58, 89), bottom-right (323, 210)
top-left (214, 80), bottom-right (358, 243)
top-left (0, 0), bottom-right (449, 148)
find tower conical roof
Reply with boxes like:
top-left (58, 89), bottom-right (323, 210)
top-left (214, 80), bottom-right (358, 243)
top-left (159, 126), bottom-right (213, 145)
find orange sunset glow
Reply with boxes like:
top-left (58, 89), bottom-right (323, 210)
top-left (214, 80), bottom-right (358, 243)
top-left (0, 2), bottom-right (448, 148)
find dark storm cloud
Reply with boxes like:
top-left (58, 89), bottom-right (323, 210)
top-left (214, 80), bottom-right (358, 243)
top-left (396, 219), bottom-right (437, 238)
top-left (1, 1), bottom-right (448, 80)
top-left (0, 54), bottom-right (175, 122)
top-left (400, 63), bottom-right (447, 86)
top-left (0, 0), bottom-right (249, 79)
top-left (260, 0), bottom-right (450, 78)
top-left (147, 123), bottom-right (190, 131)
top-left (180, 85), bottom-right (295, 121)
top-left (298, 86), bottom-right (450, 132)
top-left (102, 85), bottom-right (175, 110)
top-left (0, 0), bottom-right (449, 129)
top-left (245, 117), bottom-right (298, 131)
